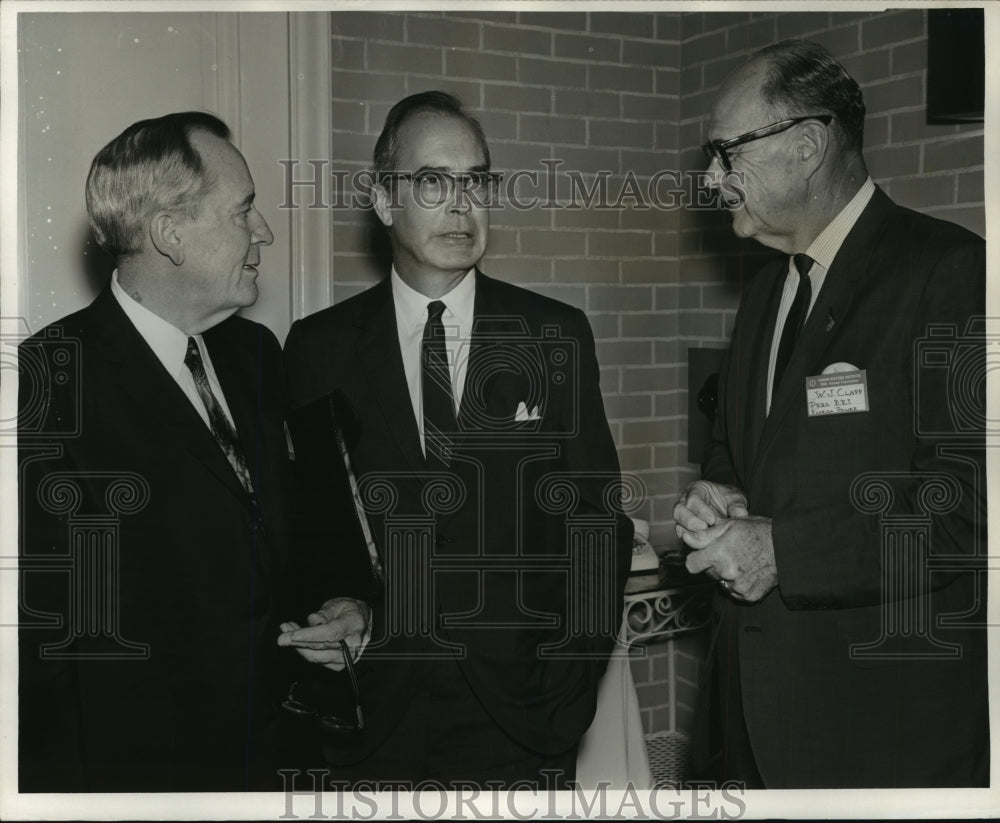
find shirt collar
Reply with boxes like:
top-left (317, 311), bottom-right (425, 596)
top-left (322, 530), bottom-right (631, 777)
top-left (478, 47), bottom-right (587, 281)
top-left (803, 177), bottom-right (876, 271)
top-left (110, 270), bottom-right (193, 378)
top-left (390, 266), bottom-right (477, 332)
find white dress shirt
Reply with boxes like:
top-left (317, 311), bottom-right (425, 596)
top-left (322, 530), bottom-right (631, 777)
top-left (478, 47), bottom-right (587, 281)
top-left (110, 271), bottom-right (239, 431)
top-left (390, 266), bottom-right (476, 455)
top-left (766, 177), bottom-right (875, 412)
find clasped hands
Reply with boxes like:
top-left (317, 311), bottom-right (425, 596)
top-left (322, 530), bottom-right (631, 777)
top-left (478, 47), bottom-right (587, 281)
top-left (673, 480), bottom-right (777, 602)
top-left (277, 597), bottom-right (371, 671)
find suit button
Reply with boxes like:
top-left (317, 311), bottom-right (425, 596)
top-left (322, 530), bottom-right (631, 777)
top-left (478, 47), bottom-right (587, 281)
top-left (250, 510), bottom-right (266, 535)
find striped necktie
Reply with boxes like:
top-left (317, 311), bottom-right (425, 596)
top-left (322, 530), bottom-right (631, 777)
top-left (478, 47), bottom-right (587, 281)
top-left (184, 337), bottom-right (254, 494)
top-left (421, 300), bottom-right (457, 467)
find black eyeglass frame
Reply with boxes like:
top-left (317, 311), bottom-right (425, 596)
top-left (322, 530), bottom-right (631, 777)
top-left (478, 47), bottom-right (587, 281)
top-left (281, 639), bottom-right (365, 735)
top-left (377, 169), bottom-right (504, 191)
top-left (702, 114), bottom-right (834, 171)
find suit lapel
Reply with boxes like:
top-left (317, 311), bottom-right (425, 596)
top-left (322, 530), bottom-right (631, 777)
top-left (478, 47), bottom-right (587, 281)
top-left (204, 322), bottom-right (269, 492)
top-left (754, 187), bottom-right (895, 471)
top-left (457, 270), bottom-right (540, 433)
top-left (739, 269), bottom-right (784, 476)
top-left (92, 290), bottom-right (250, 503)
top-left (441, 271), bottom-right (528, 557)
top-left (458, 270), bottom-right (504, 430)
top-left (355, 278), bottom-right (426, 472)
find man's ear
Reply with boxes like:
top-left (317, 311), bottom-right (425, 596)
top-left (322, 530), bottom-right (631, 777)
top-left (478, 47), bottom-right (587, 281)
top-left (149, 212), bottom-right (184, 266)
top-left (372, 183), bottom-right (395, 228)
top-left (798, 120), bottom-right (829, 180)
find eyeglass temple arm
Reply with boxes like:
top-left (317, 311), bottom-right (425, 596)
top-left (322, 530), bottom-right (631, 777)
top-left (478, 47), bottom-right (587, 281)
top-left (339, 639), bottom-right (365, 730)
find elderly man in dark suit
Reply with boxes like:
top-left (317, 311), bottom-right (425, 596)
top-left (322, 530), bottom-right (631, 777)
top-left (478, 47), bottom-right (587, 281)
top-left (18, 111), bottom-right (289, 791)
top-left (674, 40), bottom-right (988, 788)
top-left (278, 91), bottom-right (632, 788)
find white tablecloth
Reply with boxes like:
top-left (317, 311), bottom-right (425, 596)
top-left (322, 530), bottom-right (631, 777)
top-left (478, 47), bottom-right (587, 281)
top-left (575, 633), bottom-right (652, 789)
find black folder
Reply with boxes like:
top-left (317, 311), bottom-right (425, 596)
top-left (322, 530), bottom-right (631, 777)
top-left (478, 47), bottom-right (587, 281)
top-left (285, 390), bottom-right (384, 610)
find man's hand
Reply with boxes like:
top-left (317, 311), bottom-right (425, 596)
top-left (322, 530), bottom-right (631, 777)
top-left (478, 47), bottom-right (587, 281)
top-left (673, 480), bottom-right (749, 538)
top-left (277, 597), bottom-right (371, 671)
top-left (682, 516), bottom-right (778, 603)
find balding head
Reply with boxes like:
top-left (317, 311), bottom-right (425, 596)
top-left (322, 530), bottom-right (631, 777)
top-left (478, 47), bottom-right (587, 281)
top-left (745, 39), bottom-right (866, 155)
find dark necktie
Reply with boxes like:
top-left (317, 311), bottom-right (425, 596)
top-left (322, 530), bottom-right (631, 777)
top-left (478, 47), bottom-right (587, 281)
top-left (774, 253), bottom-right (814, 390)
top-left (184, 337), bottom-right (254, 494)
top-left (421, 300), bottom-right (457, 467)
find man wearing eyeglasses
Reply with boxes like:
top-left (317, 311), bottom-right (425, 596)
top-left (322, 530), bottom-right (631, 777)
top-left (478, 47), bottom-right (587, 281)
top-left (278, 91), bottom-right (632, 787)
top-left (674, 40), bottom-right (987, 788)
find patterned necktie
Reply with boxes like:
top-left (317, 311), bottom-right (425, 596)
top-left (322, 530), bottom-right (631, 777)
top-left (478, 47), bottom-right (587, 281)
top-left (774, 253), bottom-right (814, 390)
top-left (184, 337), bottom-right (254, 494)
top-left (421, 300), bottom-right (457, 467)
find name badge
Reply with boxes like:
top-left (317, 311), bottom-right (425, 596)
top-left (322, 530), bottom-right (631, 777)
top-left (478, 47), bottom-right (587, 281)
top-left (806, 369), bottom-right (869, 416)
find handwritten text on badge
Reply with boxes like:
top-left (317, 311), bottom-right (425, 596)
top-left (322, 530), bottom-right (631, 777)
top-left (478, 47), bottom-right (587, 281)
top-left (806, 369), bottom-right (869, 416)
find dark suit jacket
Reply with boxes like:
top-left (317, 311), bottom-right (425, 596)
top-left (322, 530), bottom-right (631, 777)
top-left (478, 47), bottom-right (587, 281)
top-left (18, 288), bottom-right (292, 792)
top-left (283, 270), bottom-right (633, 764)
top-left (699, 187), bottom-right (989, 787)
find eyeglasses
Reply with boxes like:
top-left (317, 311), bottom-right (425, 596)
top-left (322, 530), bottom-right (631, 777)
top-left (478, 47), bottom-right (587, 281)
top-left (702, 114), bottom-right (834, 171)
top-left (378, 169), bottom-right (504, 206)
top-left (281, 639), bottom-right (364, 737)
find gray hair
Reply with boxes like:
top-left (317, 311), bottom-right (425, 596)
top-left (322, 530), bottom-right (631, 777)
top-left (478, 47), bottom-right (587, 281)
top-left (373, 90), bottom-right (490, 178)
top-left (85, 111), bottom-right (230, 258)
top-left (752, 39), bottom-right (866, 152)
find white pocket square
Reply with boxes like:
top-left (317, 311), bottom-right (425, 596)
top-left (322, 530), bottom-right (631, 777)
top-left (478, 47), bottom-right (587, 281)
top-left (514, 401), bottom-right (541, 422)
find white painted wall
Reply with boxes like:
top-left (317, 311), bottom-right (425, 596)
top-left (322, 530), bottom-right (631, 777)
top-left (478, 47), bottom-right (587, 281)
top-left (18, 11), bottom-right (306, 341)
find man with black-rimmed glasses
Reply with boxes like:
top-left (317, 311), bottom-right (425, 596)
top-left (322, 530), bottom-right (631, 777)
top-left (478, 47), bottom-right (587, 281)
top-left (279, 91), bottom-right (632, 788)
top-left (674, 39), bottom-right (987, 788)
